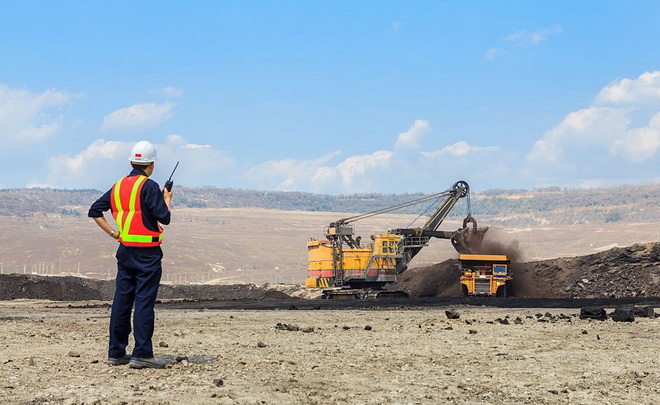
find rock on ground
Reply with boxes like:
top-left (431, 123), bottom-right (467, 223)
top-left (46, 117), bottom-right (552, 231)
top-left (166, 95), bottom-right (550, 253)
top-left (0, 301), bottom-right (658, 404)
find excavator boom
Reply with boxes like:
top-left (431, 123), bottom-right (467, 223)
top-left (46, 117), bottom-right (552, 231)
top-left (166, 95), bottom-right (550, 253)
top-left (389, 181), bottom-right (488, 262)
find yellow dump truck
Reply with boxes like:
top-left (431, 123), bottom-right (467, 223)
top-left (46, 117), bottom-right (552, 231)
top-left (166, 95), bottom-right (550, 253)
top-left (459, 254), bottom-right (511, 297)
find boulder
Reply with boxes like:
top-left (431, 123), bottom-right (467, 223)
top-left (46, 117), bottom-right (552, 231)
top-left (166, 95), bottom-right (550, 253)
top-left (632, 306), bottom-right (656, 318)
top-left (611, 307), bottom-right (635, 322)
top-left (580, 306), bottom-right (607, 320)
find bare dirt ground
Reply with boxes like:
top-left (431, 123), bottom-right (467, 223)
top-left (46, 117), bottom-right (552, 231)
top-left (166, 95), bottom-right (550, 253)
top-left (1, 209), bottom-right (659, 404)
top-left (1, 242), bottom-right (659, 403)
top-left (1, 300), bottom-right (658, 405)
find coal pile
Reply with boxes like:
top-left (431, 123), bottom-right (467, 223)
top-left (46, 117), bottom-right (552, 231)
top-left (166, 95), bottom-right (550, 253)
top-left (158, 283), bottom-right (293, 301)
top-left (387, 259), bottom-right (460, 297)
top-left (0, 274), bottom-right (109, 301)
top-left (1, 242), bottom-right (659, 301)
top-left (391, 242), bottom-right (660, 299)
top-left (0, 274), bottom-right (295, 302)
top-left (521, 242), bottom-right (660, 299)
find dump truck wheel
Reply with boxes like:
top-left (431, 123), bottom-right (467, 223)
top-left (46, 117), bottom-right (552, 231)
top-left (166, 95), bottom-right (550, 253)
top-left (496, 285), bottom-right (507, 297)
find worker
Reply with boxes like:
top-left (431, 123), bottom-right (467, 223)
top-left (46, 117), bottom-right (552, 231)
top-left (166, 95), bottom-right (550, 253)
top-left (88, 140), bottom-right (172, 369)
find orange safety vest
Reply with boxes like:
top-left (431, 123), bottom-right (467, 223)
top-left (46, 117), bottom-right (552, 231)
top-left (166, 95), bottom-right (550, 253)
top-left (110, 175), bottom-right (163, 247)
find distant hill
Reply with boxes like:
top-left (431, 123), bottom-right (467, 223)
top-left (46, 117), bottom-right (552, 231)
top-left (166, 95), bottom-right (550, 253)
top-left (1, 182), bottom-right (660, 226)
top-left (474, 183), bottom-right (660, 226)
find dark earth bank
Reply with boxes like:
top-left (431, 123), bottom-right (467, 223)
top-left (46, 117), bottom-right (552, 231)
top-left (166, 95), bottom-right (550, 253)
top-left (1, 242), bottom-right (659, 306)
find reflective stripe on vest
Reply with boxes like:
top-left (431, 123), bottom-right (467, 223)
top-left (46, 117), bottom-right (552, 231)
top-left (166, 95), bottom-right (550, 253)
top-left (111, 175), bottom-right (163, 247)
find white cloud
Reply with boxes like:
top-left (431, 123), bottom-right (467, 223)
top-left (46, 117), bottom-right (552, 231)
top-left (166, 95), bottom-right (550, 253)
top-left (505, 24), bottom-right (562, 46)
top-left (47, 139), bottom-right (131, 188)
top-left (394, 119), bottom-right (430, 149)
top-left (337, 150), bottom-right (393, 189)
top-left (610, 112), bottom-right (660, 162)
top-left (527, 107), bottom-right (630, 164)
top-left (244, 121), bottom-right (506, 194)
top-left (246, 140), bottom-right (410, 193)
top-left (246, 149), bottom-right (396, 194)
top-left (46, 137), bottom-right (234, 189)
top-left (165, 134), bottom-right (187, 146)
top-left (421, 141), bottom-right (500, 159)
top-left (0, 85), bottom-right (73, 144)
top-left (524, 71), bottom-right (660, 187)
top-left (101, 102), bottom-right (175, 131)
top-left (165, 133), bottom-right (210, 149)
top-left (245, 151), bottom-right (341, 193)
top-left (595, 71), bottom-right (660, 105)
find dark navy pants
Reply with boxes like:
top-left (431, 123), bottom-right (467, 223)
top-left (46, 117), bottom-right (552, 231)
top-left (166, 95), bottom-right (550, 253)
top-left (108, 244), bottom-right (163, 359)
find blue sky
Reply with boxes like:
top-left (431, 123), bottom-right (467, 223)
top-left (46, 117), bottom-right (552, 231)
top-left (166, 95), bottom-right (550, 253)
top-left (1, 1), bottom-right (660, 194)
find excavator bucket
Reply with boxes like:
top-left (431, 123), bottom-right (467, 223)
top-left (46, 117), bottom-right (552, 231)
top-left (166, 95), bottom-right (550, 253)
top-left (451, 216), bottom-right (488, 254)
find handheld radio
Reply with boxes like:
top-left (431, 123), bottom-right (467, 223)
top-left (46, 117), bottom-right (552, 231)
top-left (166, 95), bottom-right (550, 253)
top-left (164, 161), bottom-right (179, 192)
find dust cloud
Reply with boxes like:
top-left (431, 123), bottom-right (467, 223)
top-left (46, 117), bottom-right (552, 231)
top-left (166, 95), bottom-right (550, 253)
top-left (476, 227), bottom-right (524, 264)
top-left (391, 227), bottom-right (525, 297)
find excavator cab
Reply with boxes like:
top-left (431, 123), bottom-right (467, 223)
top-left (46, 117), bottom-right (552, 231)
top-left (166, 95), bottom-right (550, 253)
top-left (451, 215), bottom-right (488, 254)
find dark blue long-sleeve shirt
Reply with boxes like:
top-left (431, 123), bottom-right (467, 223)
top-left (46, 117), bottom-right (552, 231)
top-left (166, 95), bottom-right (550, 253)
top-left (88, 168), bottom-right (171, 232)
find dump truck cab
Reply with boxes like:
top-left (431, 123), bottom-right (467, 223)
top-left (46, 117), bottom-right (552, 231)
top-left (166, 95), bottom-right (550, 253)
top-left (459, 254), bottom-right (511, 297)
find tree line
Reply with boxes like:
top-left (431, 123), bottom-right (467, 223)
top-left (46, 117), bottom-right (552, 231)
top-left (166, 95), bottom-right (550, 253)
top-left (1, 183), bottom-right (659, 226)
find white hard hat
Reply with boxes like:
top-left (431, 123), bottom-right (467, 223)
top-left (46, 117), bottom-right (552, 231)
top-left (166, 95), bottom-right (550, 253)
top-left (129, 141), bottom-right (158, 163)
